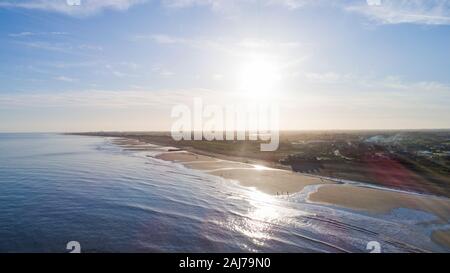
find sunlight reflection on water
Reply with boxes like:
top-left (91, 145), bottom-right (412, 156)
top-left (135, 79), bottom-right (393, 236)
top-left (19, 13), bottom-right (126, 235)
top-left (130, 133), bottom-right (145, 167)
top-left (0, 134), bottom-right (447, 253)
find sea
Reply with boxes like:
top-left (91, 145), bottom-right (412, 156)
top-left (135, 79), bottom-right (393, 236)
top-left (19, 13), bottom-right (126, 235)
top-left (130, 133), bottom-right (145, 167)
top-left (0, 133), bottom-right (447, 253)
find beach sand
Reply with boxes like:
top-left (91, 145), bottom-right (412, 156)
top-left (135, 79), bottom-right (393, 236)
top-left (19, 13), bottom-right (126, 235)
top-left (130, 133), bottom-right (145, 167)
top-left (155, 152), bottom-right (218, 162)
top-left (112, 138), bottom-right (141, 145)
top-left (184, 161), bottom-right (253, 171)
top-left (309, 185), bottom-right (450, 249)
top-left (156, 151), bottom-right (331, 194)
top-left (125, 142), bottom-right (450, 219)
top-left (309, 184), bottom-right (450, 221)
top-left (112, 138), bottom-right (450, 249)
top-left (431, 230), bottom-right (450, 249)
top-left (208, 168), bottom-right (329, 195)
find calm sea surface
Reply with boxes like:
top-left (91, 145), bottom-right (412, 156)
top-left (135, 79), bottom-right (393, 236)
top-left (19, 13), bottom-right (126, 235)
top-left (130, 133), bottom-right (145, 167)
top-left (0, 134), bottom-right (447, 252)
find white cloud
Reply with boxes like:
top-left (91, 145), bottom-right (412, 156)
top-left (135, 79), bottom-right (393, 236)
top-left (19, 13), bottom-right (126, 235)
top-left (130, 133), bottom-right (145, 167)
top-left (151, 65), bottom-right (175, 77)
top-left (8, 31), bottom-right (68, 37)
top-left (305, 72), bottom-right (349, 82)
top-left (2, 0), bottom-right (448, 26)
top-left (54, 75), bottom-right (77, 82)
top-left (236, 38), bottom-right (301, 49)
top-left (301, 71), bottom-right (450, 95)
top-left (104, 64), bottom-right (137, 78)
top-left (138, 34), bottom-right (303, 56)
top-left (378, 76), bottom-right (450, 91)
top-left (147, 34), bottom-right (182, 44)
top-left (162, 0), bottom-right (450, 25)
top-left (0, 88), bottom-right (223, 109)
top-left (162, 0), bottom-right (316, 11)
top-left (265, 0), bottom-right (313, 10)
top-left (15, 41), bottom-right (103, 55)
top-left (0, 0), bottom-right (146, 16)
top-left (347, 0), bottom-right (450, 25)
top-left (15, 41), bottom-right (72, 53)
top-left (162, 0), bottom-right (222, 9)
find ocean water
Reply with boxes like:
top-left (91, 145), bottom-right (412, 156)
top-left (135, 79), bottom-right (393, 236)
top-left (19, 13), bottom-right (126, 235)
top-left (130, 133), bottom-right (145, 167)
top-left (0, 133), bottom-right (447, 253)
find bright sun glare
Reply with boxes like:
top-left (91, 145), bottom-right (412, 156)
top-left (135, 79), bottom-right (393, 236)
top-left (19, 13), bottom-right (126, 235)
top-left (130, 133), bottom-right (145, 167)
top-left (238, 54), bottom-right (282, 98)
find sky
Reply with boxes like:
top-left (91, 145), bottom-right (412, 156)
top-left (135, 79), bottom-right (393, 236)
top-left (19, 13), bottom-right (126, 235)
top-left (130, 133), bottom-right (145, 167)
top-left (0, 0), bottom-right (449, 132)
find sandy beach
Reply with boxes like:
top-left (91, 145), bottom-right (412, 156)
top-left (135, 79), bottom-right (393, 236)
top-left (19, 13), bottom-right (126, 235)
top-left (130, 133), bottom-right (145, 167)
top-left (308, 184), bottom-right (450, 248)
top-left (309, 184), bottom-right (450, 220)
top-left (112, 136), bottom-right (335, 195)
top-left (155, 151), bottom-right (331, 195)
top-left (112, 137), bottom-right (450, 249)
top-left (432, 230), bottom-right (450, 249)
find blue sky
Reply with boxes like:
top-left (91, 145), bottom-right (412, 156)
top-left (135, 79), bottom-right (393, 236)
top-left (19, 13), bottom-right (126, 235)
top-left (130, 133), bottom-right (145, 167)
top-left (0, 0), bottom-right (449, 132)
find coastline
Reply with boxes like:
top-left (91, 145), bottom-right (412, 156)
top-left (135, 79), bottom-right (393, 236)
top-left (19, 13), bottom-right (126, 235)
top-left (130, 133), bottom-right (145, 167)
top-left (70, 132), bottom-right (450, 198)
top-left (114, 137), bottom-right (333, 195)
top-left (156, 151), bottom-right (333, 195)
top-left (106, 136), bottom-right (450, 249)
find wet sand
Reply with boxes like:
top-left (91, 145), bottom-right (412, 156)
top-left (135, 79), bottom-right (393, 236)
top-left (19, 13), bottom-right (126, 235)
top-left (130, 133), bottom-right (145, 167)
top-left (111, 137), bottom-right (450, 249)
top-left (155, 151), bottom-right (331, 194)
top-left (309, 184), bottom-right (450, 221)
top-left (431, 230), bottom-right (450, 249)
top-left (309, 185), bottom-right (450, 249)
top-left (209, 168), bottom-right (330, 195)
top-left (117, 138), bottom-right (450, 215)
top-left (156, 152), bottom-right (217, 162)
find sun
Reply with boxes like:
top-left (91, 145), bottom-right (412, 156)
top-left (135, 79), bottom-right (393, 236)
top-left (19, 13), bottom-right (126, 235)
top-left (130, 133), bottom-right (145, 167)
top-left (237, 54), bottom-right (282, 98)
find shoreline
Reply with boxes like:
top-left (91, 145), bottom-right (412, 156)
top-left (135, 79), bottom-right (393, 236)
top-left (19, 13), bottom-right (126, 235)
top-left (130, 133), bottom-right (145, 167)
top-left (100, 135), bottom-right (450, 249)
top-left (69, 132), bottom-right (450, 198)
top-left (136, 140), bottom-right (334, 196)
top-left (109, 136), bottom-right (448, 198)
top-left (110, 136), bottom-right (450, 200)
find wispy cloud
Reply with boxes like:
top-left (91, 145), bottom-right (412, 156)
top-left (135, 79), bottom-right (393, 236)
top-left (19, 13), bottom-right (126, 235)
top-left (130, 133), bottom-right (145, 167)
top-left (0, 0), bottom-right (146, 16)
top-left (54, 75), bottom-right (77, 82)
top-left (163, 0), bottom-right (450, 25)
top-left (0, 88), bottom-right (222, 108)
top-left (2, 0), bottom-right (449, 26)
top-left (162, 0), bottom-right (316, 10)
top-left (15, 41), bottom-right (72, 53)
top-left (302, 71), bottom-right (450, 94)
top-left (151, 66), bottom-right (175, 77)
top-left (8, 31), bottom-right (68, 37)
top-left (305, 72), bottom-right (352, 83)
top-left (14, 41), bottom-right (103, 54)
top-left (104, 64), bottom-right (138, 78)
top-left (347, 0), bottom-right (450, 25)
top-left (137, 34), bottom-right (302, 54)
top-left (265, 0), bottom-right (315, 10)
